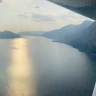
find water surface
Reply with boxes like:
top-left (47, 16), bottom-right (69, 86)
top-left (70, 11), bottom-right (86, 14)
top-left (0, 36), bottom-right (96, 96)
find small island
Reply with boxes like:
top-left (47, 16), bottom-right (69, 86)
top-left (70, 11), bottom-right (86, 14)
top-left (0, 30), bottom-right (21, 39)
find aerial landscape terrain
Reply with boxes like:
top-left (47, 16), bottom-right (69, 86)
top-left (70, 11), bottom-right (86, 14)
top-left (19, 20), bottom-right (96, 55)
top-left (0, 0), bottom-right (96, 96)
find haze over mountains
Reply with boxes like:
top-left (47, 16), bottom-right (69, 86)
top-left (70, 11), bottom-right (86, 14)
top-left (19, 20), bottom-right (96, 55)
top-left (1, 20), bottom-right (96, 54)
top-left (19, 31), bottom-right (45, 36)
top-left (44, 20), bottom-right (93, 40)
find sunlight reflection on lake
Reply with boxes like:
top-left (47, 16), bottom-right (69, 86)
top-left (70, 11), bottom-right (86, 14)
top-left (7, 38), bottom-right (36, 96)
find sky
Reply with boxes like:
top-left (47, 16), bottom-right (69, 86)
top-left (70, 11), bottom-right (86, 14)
top-left (0, 0), bottom-right (93, 32)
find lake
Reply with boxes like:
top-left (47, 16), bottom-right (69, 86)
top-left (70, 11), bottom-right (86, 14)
top-left (0, 36), bottom-right (96, 96)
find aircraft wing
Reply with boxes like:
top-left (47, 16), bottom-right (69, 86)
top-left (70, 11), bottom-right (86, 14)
top-left (48, 0), bottom-right (96, 20)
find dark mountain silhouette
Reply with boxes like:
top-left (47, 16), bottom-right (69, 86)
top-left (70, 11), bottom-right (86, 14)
top-left (44, 20), bottom-right (93, 41)
top-left (0, 30), bottom-right (21, 39)
top-left (69, 22), bottom-right (96, 54)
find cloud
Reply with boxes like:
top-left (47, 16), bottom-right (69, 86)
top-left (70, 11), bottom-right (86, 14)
top-left (17, 14), bottom-right (28, 18)
top-left (0, 0), bottom-right (88, 32)
top-left (32, 13), bottom-right (55, 22)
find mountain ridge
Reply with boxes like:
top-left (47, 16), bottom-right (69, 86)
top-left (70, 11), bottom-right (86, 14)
top-left (43, 20), bottom-right (96, 54)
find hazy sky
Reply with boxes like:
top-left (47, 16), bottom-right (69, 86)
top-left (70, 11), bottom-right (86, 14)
top-left (0, 0), bottom-right (92, 32)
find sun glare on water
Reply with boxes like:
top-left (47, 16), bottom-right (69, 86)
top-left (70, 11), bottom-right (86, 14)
top-left (7, 38), bottom-right (36, 96)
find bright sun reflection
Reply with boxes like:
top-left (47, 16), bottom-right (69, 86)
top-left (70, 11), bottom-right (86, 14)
top-left (8, 38), bottom-right (36, 96)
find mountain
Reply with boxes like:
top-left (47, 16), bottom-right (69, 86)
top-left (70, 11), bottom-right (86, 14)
top-left (19, 31), bottom-right (45, 36)
top-left (44, 20), bottom-right (93, 42)
top-left (43, 20), bottom-right (96, 54)
top-left (69, 22), bottom-right (96, 54)
top-left (0, 30), bottom-right (21, 39)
